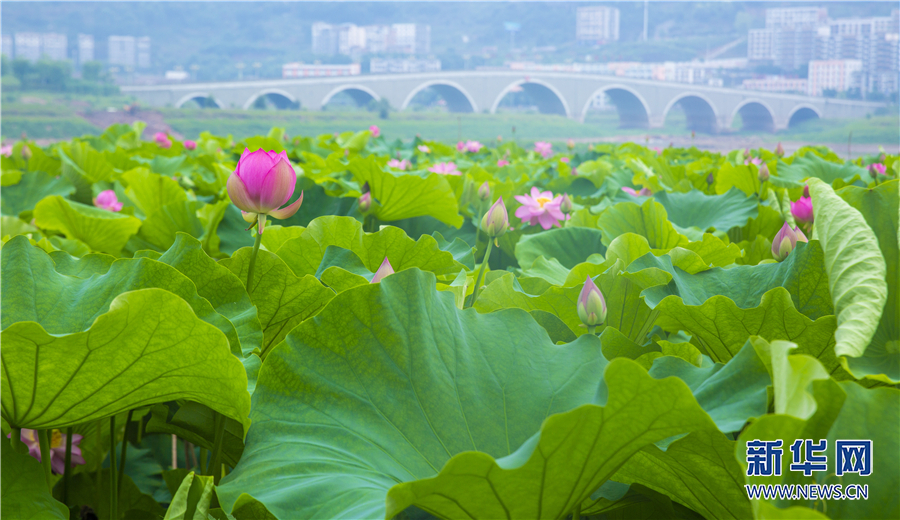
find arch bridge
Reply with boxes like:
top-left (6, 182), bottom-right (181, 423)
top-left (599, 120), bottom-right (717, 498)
top-left (123, 71), bottom-right (884, 133)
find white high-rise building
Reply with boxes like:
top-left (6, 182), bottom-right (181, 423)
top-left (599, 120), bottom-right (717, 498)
top-left (137, 37), bottom-right (151, 68)
top-left (338, 24), bottom-right (366, 55)
top-left (14, 33), bottom-right (42, 61)
top-left (108, 35), bottom-right (136, 68)
top-left (765, 7), bottom-right (828, 29)
top-left (312, 22), bottom-right (338, 55)
top-left (576, 6), bottom-right (620, 44)
top-left (41, 33), bottom-right (67, 61)
top-left (78, 34), bottom-right (94, 64)
top-left (807, 59), bottom-right (863, 96)
top-left (364, 25), bottom-right (391, 54)
top-left (2, 35), bottom-right (12, 58)
top-left (390, 24), bottom-right (430, 54)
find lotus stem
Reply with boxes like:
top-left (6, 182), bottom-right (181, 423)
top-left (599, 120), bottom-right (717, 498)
top-left (572, 503), bottom-right (581, 520)
top-left (207, 413), bottom-right (227, 485)
top-left (10, 428), bottom-right (25, 454)
top-left (246, 230), bottom-right (263, 290)
top-left (588, 325), bottom-right (596, 335)
top-left (117, 410), bottom-right (133, 494)
top-left (109, 416), bottom-right (118, 520)
top-left (64, 426), bottom-right (73, 503)
top-left (467, 239), bottom-right (493, 309)
top-left (171, 434), bottom-right (178, 469)
top-left (199, 447), bottom-right (208, 472)
top-left (38, 429), bottom-right (52, 488)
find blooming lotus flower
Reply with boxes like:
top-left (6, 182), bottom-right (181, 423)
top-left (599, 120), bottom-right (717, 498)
top-left (534, 141), bottom-right (553, 158)
top-left (465, 140), bottom-right (483, 153)
top-left (429, 162), bottom-right (461, 175)
top-left (481, 197), bottom-right (509, 238)
top-left (0, 144), bottom-right (12, 156)
top-left (497, 159), bottom-right (510, 167)
top-left (652, 147), bottom-right (662, 155)
top-left (567, 138), bottom-right (575, 150)
top-left (514, 187), bottom-right (564, 230)
top-left (371, 257), bottom-right (394, 283)
top-left (749, 157), bottom-right (762, 166)
top-left (478, 181), bottom-right (491, 202)
top-left (154, 132), bottom-right (171, 148)
top-left (758, 162), bottom-right (770, 182)
top-left (869, 163), bottom-right (886, 178)
top-left (417, 145), bottom-right (430, 153)
top-left (227, 149), bottom-right (304, 233)
top-left (791, 195), bottom-right (814, 224)
top-left (621, 187), bottom-right (652, 197)
top-left (772, 222), bottom-right (808, 261)
top-left (184, 140), bottom-right (197, 151)
top-left (577, 276), bottom-right (607, 328)
top-left (560, 157), bottom-right (570, 164)
top-left (775, 142), bottom-right (785, 157)
top-left (94, 190), bottom-right (123, 212)
top-left (387, 158), bottom-right (410, 170)
top-left (369, 125), bottom-right (380, 138)
top-left (560, 193), bottom-right (573, 215)
top-left (8, 429), bottom-right (85, 474)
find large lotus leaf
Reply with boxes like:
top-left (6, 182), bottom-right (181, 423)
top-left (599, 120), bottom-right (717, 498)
top-left (474, 272), bottom-right (584, 335)
top-left (1, 236), bottom-right (244, 357)
top-left (274, 216), bottom-right (467, 278)
top-left (164, 472), bottom-right (216, 520)
top-left (155, 234), bottom-right (263, 357)
top-left (33, 195), bottom-right (141, 255)
top-left (714, 162), bottom-right (760, 197)
top-left (58, 141), bottom-right (115, 184)
top-left (611, 429), bottom-right (751, 520)
top-left (216, 204), bottom-right (255, 256)
top-left (773, 154), bottom-right (867, 188)
top-left (145, 402), bottom-right (245, 468)
top-left (596, 198), bottom-right (689, 249)
top-left (50, 250), bottom-right (116, 277)
top-left (732, 205), bottom-right (785, 245)
top-left (654, 188), bottom-right (758, 232)
top-left (807, 179), bottom-right (888, 368)
top-left (350, 156), bottom-right (463, 227)
top-left (680, 233), bottom-right (743, 268)
top-left (519, 256), bottom-right (571, 286)
top-left (655, 287), bottom-right (846, 378)
top-left (835, 180), bottom-right (899, 383)
top-left (1, 442), bottom-right (69, 519)
top-left (514, 226), bottom-right (606, 269)
top-left (122, 167), bottom-right (187, 217)
top-left (1, 288), bottom-right (250, 430)
top-left (220, 247), bottom-right (335, 357)
top-left (431, 231), bottom-right (475, 270)
top-left (737, 346), bottom-right (899, 520)
top-left (633, 241), bottom-right (833, 320)
top-left (137, 200), bottom-right (206, 252)
top-left (1, 170), bottom-right (76, 218)
top-left (597, 264), bottom-right (671, 343)
top-left (217, 269), bottom-right (616, 519)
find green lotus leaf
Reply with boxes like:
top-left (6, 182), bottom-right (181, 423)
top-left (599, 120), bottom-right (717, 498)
top-left (807, 179), bottom-right (888, 365)
top-left (259, 225), bottom-right (305, 253)
top-left (475, 272), bottom-right (584, 335)
top-left (145, 402), bottom-right (245, 468)
top-left (122, 167), bottom-right (187, 217)
top-left (835, 180), bottom-right (899, 383)
top-left (430, 231), bottom-right (475, 270)
top-left (715, 162), bottom-right (760, 197)
top-left (681, 233), bottom-right (743, 268)
top-left (730, 205), bottom-right (784, 245)
top-left (773, 153), bottom-right (867, 189)
top-left (164, 472), bottom-right (216, 520)
top-left (1, 170), bottom-right (75, 218)
top-left (34, 195), bottom-right (141, 255)
top-left (515, 226), bottom-right (606, 269)
top-left (350, 156), bottom-right (463, 227)
top-left (1, 442), bottom-right (69, 519)
top-left (597, 198), bottom-right (689, 249)
top-left (220, 247), bottom-right (335, 357)
top-left (0, 215), bottom-right (39, 238)
top-left (274, 216), bottom-right (467, 279)
top-left (1, 288), bottom-right (250, 430)
top-left (519, 256), bottom-right (571, 286)
top-left (136, 200), bottom-right (206, 252)
top-left (654, 187), bottom-right (758, 232)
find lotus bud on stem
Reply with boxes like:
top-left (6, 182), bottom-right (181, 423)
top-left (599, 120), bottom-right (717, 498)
top-left (577, 276), bottom-right (607, 334)
top-left (371, 257), bottom-right (394, 283)
top-left (771, 222), bottom-right (808, 262)
top-left (467, 198), bottom-right (508, 309)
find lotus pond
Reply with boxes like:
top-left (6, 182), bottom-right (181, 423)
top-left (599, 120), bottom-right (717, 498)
top-left (1, 123), bottom-right (898, 520)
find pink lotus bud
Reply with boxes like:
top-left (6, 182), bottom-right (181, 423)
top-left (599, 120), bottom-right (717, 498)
top-left (417, 145), bottom-right (430, 153)
top-left (481, 197), bottom-right (509, 238)
top-left (791, 196), bottom-right (814, 224)
top-left (803, 185), bottom-right (809, 198)
top-left (775, 142), bottom-right (785, 157)
top-left (226, 149), bottom-right (304, 233)
top-left (497, 159), bottom-right (510, 167)
top-left (184, 140), bottom-right (197, 151)
top-left (456, 141), bottom-right (465, 152)
top-left (359, 192), bottom-right (372, 213)
top-left (577, 276), bottom-right (607, 327)
top-left (94, 190), bottom-right (123, 212)
top-left (567, 138), bottom-right (575, 150)
top-left (758, 162), bottom-right (770, 182)
top-left (478, 181), bottom-right (491, 202)
top-left (369, 125), bottom-right (380, 138)
top-left (869, 163), bottom-right (886, 178)
top-left (561, 157), bottom-right (570, 163)
top-left (772, 222), bottom-right (808, 261)
top-left (560, 193), bottom-right (573, 214)
top-left (371, 257), bottom-right (394, 283)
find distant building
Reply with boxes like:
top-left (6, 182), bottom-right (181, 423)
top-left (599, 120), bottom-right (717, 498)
top-left (108, 35), bottom-right (136, 68)
top-left (807, 59), bottom-right (863, 96)
top-left (749, 7), bottom-right (827, 70)
top-left (338, 24), bottom-right (366, 56)
top-left (364, 25), bottom-right (391, 54)
top-left (14, 33), bottom-right (42, 61)
top-left (576, 6), bottom-right (620, 44)
top-left (747, 29), bottom-right (774, 61)
top-left (742, 76), bottom-right (808, 94)
top-left (165, 70), bottom-right (190, 81)
top-left (77, 34), bottom-right (94, 65)
top-left (817, 15), bottom-right (899, 94)
top-left (390, 23), bottom-right (430, 54)
top-left (312, 22), bottom-right (338, 55)
top-left (137, 37), bottom-right (151, 68)
top-left (370, 58), bottom-right (440, 73)
top-left (282, 62), bottom-right (360, 78)
top-left (765, 7), bottom-right (828, 29)
top-left (2, 35), bottom-right (12, 58)
top-left (41, 33), bottom-right (67, 61)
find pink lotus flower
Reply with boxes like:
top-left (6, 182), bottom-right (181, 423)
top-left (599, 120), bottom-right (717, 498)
top-left (428, 162), bottom-right (461, 175)
top-left (622, 187), bottom-right (652, 197)
top-left (497, 159), bottom-right (510, 167)
top-left (772, 222), bottom-right (808, 261)
top-left (371, 257), bottom-right (394, 283)
top-left (387, 158), bottom-right (410, 170)
top-left (869, 163), bottom-right (887, 177)
top-left (560, 157), bottom-right (570, 163)
top-left (652, 147), bottom-right (662, 155)
top-left (369, 125), bottom-right (380, 138)
top-left (791, 195), bottom-right (814, 224)
top-left (154, 132), bottom-right (172, 148)
top-left (94, 190), bottom-right (123, 212)
top-left (184, 140), bottom-right (197, 151)
top-left (465, 140), bottom-right (483, 153)
top-left (775, 142), bottom-right (785, 157)
top-left (0, 144), bottom-right (12, 156)
top-left (577, 275), bottom-right (607, 327)
top-left (534, 141), bottom-right (553, 158)
top-left (482, 197), bottom-right (509, 238)
top-left (456, 141), bottom-right (465, 152)
top-left (227, 149), bottom-right (304, 233)
top-left (7, 429), bottom-right (85, 474)
top-left (417, 145), bottom-right (430, 153)
top-left (514, 187), bottom-right (565, 230)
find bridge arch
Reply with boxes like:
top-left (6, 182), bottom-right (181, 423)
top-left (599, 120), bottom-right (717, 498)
top-left (321, 84), bottom-right (380, 108)
top-left (580, 84), bottom-right (651, 128)
top-left (787, 104), bottom-right (822, 128)
top-left (730, 99), bottom-right (776, 133)
top-left (491, 79), bottom-right (570, 118)
top-left (242, 89), bottom-right (298, 110)
top-left (175, 92), bottom-right (224, 109)
top-left (663, 92), bottom-right (720, 134)
top-left (401, 80), bottom-right (478, 113)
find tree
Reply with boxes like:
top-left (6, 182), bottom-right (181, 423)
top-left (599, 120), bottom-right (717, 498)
top-left (82, 61), bottom-right (103, 82)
